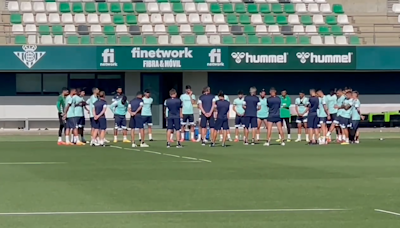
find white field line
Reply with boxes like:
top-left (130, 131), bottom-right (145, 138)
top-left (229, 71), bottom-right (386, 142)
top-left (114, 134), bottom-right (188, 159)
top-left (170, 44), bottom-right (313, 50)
top-left (0, 162), bottom-right (66, 165)
top-left (375, 209), bottom-right (400, 217)
top-left (111, 146), bottom-right (212, 163)
top-left (0, 208), bottom-right (348, 216)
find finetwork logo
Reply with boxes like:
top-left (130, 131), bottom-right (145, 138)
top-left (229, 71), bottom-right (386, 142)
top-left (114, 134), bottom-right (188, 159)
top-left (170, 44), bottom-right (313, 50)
top-left (207, 49), bottom-right (224, 67)
top-left (100, 49), bottom-right (117, 67)
top-left (296, 52), bottom-right (353, 64)
top-left (14, 45), bottom-right (45, 69)
top-left (132, 47), bottom-right (193, 68)
top-left (231, 52), bottom-right (288, 64)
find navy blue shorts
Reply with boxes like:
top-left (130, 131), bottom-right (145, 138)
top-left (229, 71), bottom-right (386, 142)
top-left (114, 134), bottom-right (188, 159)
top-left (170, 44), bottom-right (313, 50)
top-left (339, 116), bottom-right (350, 129)
top-left (215, 118), bottom-right (229, 130)
top-left (267, 116), bottom-right (282, 124)
top-left (181, 114), bottom-right (194, 125)
top-left (90, 117), bottom-right (95, 128)
top-left (296, 116), bottom-right (307, 123)
top-left (93, 118), bottom-right (107, 130)
top-left (200, 115), bottom-right (215, 129)
top-left (235, 115), bottom-right (244, 127)
top-left (114, 115), bottom-right (127, 129)
top-left (258, 117), bottom-right (268, 121)
top-left (129, 115), bottom-right (144, 129)
top-left (319, 117), bottom-right (327, 125)
top-left (332, 113), bottom-right (340, 125)
top-left (350, 120), bottom-right (360, 131)
top-left (77, 116), bottom-right (85, 127)
top-left (66, 117), bottom-right (77, 129)
top-left (307, 114), bottom-right (319, 129)
top-left (142, 116), bottom-right (153, 126)
top-left (244, 116), bottom-right (257, 128)
top-left (167, 117), bottom-right (181, 131)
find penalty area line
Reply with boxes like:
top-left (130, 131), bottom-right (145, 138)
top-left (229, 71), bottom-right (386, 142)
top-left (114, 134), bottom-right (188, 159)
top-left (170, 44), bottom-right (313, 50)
top-left (0, 208), bottom-right (348, 216)
top-left (375, 209), bottom-right (400, 217)
top-left (0, 162), bottom-right (66, 165)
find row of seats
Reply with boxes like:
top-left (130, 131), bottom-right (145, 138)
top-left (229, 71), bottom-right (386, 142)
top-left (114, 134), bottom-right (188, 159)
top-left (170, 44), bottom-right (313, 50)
top-left (13, 34), bottom-right (360, 45)
top-left (8, 2), bottom-right (345, 14)
top-left (11, 24), bottom-right (355, 35)
top-left (11, 13), bottom-right (350, 25)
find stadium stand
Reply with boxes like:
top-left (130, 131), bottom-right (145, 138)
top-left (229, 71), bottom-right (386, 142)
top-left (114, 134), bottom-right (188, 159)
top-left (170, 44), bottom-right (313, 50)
top-left (1, 0), bottom-right (362, 45)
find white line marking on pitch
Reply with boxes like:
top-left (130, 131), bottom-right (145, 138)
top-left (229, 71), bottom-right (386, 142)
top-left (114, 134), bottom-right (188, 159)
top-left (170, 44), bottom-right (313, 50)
top-left (0, 208), bottom-right (348, 216)
top-left (143, 150), bottom-right (162, 155)
top-left (110, 145), bottom-right (122, 149)
top-left (182, 156), bottom-right (198, 161)
top-left (163, 153), bottom-right (180, 158)
top-left (0, 162), bottom-right (66, 165)
top-left (375, 209), bottom-right (400, 217)
top-left (123, 148), bottom-right (140, 152)
top-left (198, 159), bottom-right (212, 163)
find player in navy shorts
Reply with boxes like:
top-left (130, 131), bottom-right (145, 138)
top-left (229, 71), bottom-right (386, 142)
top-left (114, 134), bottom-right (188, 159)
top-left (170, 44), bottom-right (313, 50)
top-left (211, 92), bottom-right (230, 147)
top-left (243, 87), bottom-right (260, 145)
top-left (165, 89), bottom-right (183, 148)
top-left (307, 89), bottom-right (320, 145)
top-left (91, 91), bottom-right (107, 147)
top-left (266, 88), bottom-right (285, 146)
top-left (198, 87), bottom-right (215, 146)
top-left (128, 92), bottom-right (149, 148)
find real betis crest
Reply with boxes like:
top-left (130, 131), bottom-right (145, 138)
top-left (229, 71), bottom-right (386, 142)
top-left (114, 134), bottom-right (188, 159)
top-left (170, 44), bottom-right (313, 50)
top-left (14, 45), bottom-right (46, 68)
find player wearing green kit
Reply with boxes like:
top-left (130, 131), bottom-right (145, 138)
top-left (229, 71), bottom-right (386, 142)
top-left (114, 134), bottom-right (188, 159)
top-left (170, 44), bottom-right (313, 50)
top-left (57, 87), bottom-right (69, 145)
top-left (63, 88), bottom-right (84, 146)
top-left (294, 92), bottom-right (309, 142)
top-left (326, 89), bottom-right (338, 142)
top-left (180, 85), bottom-right (197, 142)
top-left (110, 96), bottom-right (130, 143)
top-left (141, 90), bottom-right (154, 141)
top-left (233, 91), bottom-right (245, 142)
top-left (214, 93), bottom-right (232, 142)
top-left (337, 91), bottom-right (353, 145)
top-left (317, 90), bottom-right (330, 145)
top-left (351, 91), bottom-right (363, 143)
top-left (332, 89), bottom-right (346, 142)
top-left (279, 90), bottom-right (292, 142)
top-left (88, 88), bottom-right (99, 143)
top-left (75, 89), bottom-right (89, 143)
top-left (257, 89), bottom-right (268, 143)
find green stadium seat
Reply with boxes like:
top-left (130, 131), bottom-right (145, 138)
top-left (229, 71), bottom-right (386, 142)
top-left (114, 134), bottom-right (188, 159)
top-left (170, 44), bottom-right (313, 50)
top-left (72, 3), bottom-right (83, 13)
top-left (299, 36), bottom-right (311, 44)
top-left (52, 25), bottom-right (63, 35)
top-left (286, 36), bottom-right (297, 44)
top-left (67, 36), bottom-right (79, 45)
top-left (223, 4), bottom-right (234, 13)
top-left (235, 4), bottom-right (246, 14)
top-left (173, 3), bottom-right (184, 13)
top-left (331, 25), bottom-right (343, 35)
top-left (38, 25), bottom-right (50, 35)
top-left (260, 36), bottom-right (272, 44)
top-left (123, 3), bottom-right (134, 13)
top-left (10, 14), bottom-right (22, 24)
top-left (247, 4), bottom-right (258, 14)
top-left (59, 2), bottom-right (70, 13)
top-left (248, 35), bottom-right (259, 44)
top-left (111, 3), bottom-right (122, 13)
top-left (81, 36), bottom-right (91, 44)
top-left (103, 26), bottom-right (115, 35)
top-left (272, 4), bottom-right (283, 14)
top-left (227, 15), bottom-right (238, 24)
top-left (45, 0), bottom-right (55, 2)
top-left (168, 25), bottom-right (179, 35)
top-left (194, 0), bottom-right (205, 2)
top-left (210, 3), bottom-right (221, 13)
top-left (145, 36), bottom-right (158, 44)
top-left (277, 15), bottom-right (288, 25)
top-left (301, 15), bottom-right (312, 25)
top-left (235, 35), bottom-right (247, 44)
top-left (94, 36), bottom-right (106, 44)
top-left (113, 14), bottom-right (124, 24)
top-left (273, 36), bottom-right (285, 44)
top-left (318, 26), bottom-right (330, 36)
top-left (349, 36), bottom-right (360, 45)
top-left (326, 15), bottom-right (337, 25)
top-left (133, 36), bottom-right (144, 44)
top-left (264, 15), bottom-right (276, 25)
top-left (260, 4), bottom-right (271, 14)
top-left (107, 35), bottom-right (117, 44)
top-left (158, 0), bottom-right (168, 2)
top-left (244, 25), bottom-right (255, 35)
top-left (170, 0), bottom-right (181, 3)
top-left (126, 14), bottom-right (137, 24)
top-left (15, 35), bottom-right (26, 44)
top-left (284, 4), bottom-right (295, 14)
top-left (239, 15), bottom-right (251, 24)
top-left (193, 25), bottom-right (205, 35)
top-left (333, 4), bottom-right (344, 14)
top-left (135, 3), bottom-right (147, 13)
top-left (119, 36), bottom-right (132, 44)
top-left (222, 36), bottom-right (234, 44)
top-left (85, 2), bottom-right (96, 13)
top-left (184, 35), bottom-right (196, 44)
top-left (98, 3), bottom-right (109, 13)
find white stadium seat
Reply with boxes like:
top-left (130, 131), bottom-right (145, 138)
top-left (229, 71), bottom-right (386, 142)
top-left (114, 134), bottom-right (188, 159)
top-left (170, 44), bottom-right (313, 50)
top-left (160, 3), bottom-right (172, 13)
top-left (116, 25), bottom-right (128, 34)
top-left (35, 13), bottom-right (47, 24)
top-left (90, 25), bottom-right (102, 34)
top-left (158, 35), bottom-right (169, 44)
top-left (151, 14), bottom-right (163, 24)
top-left (312, 15), bottom-right (324, 25)
top-left (87, 14), bottom-right (99, 24)
top-left (201, 14), bottom-right (213, 24)
top-left (197, 3), bottom-right (209, 13)
top-left (296, 4), bottom-right (307, 13)
top-left (180, 24), bottom-right (192, 34)
top-left (209, 35), bottom-right (221, 44)
top-left (213, 14), bottom-right (225, 24)
top-left (308, 4), bottom-right (319, 13)
top-left (196, 35), bottom-right (209, 44)
top-left (338, 15), bottom-right (349, 24)
top-left (320, 4), bottom-right (332, 13)
top-left (163, 14), bottom-right (175, 24)
top-left (170, 35), bottom-right (183, 44)
top-left (54, 35), bottom-right (64, 45)
top-left (23, 13), bottom-right (35, 24)
top-left (335, 36), bottom-right (348, 45)
top-left (268, 25), bottom-right (280, 34)
top-left (305, 25), bottom-right (317, 34)
top-left (61, 14), bottom-right (73, 24)
top-left (8, 2), bottom-right (19, 12)
top-left (64, 25), bottom-right (76, 34)
top-left (147, 3), bottom-right (159, 13)
top-left (74, 14), bottom-right (86, 24)
top-left (176, 14), bottom-right (188, 23)
top-left (392, 4), bottom-right (400, 13)
top-left (251, 15), bottom-right (263, 24)
top-left (154, 24), bottom-right (166, 34)
top-left (343, 25), bottom-right (354, 34)
top-left (100, 14), bottom-right (112, 24)
top-left (46, 2), bottom-right (58, 13)
top-left (20, 2), bottom-right (32, 12)
top-left (33, 2), bottom-right (45, 12)
top-left (138, 14), bottom-right (150, 24)
top-left (141, 25), bottom-right (154, 34)
top-left (311, 35), bottom-right (323, 45)
top-left (184, 3), bottom-right (196, 13)
top-left (206, 24), bottom-right (217, 33)
top-left (293, 25), bottom-right (305, 34)
top-left (25, 24), bottom-right (37, 34)
top-left (49, 14), bottom-right (60, 24)
top-left (217, 24), bottom-right (230, 34)
top-left (256, 25), bottom-right (268, 34)
top-left (324, 36), bottom-right (335, 45)
top-left (27, 35), bottom-right (37, 44)
top-left (188, 14), bottom-right (200, 23)
top-left (40, 35), bottom-right (53, 44)
top-left (12, 24), bottom-right (24, 34)
top-left (288, 15), bottom-right (300, 24)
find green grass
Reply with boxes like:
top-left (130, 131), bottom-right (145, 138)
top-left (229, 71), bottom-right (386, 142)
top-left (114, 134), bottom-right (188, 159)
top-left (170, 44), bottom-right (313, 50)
top-left (1, 133), bottom-right (400, 228)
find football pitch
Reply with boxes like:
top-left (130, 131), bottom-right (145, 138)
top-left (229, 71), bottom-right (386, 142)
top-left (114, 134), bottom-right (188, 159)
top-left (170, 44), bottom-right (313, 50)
top-left (1, 132), bottom-right (400, 228)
